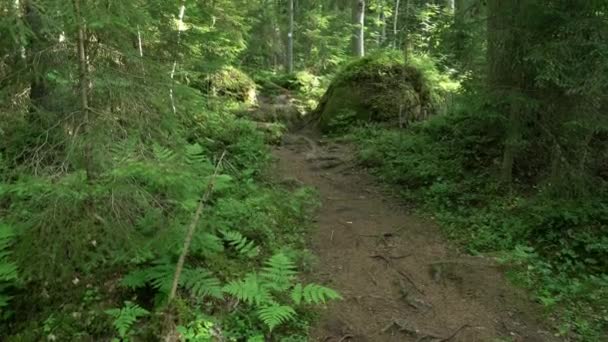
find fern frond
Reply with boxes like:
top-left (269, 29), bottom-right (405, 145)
top-left (257, 305), bottom-right (296, 331)
top-left (191, 232), bottom-right (225, 257)
top-left (120, 262), bottom-right (174, 293)
top-left (298, 284), bottom-right (342, 304)
top-left (185, 143), bottom-right (207, 165)
top-left (221, 230), bottom-right (260, 258)
top-left (0, 224), bottom-right (17, 308)
top-left (181, 268), bottom-right (223, 299)
top-left (153, 144), bottom-right (176, 163)
top-left (105, 301), bottom-right (149, 338)
top-left (223, 273), bottom-right (272, 305)
top-left (260, 253), bottom-right (297, 291)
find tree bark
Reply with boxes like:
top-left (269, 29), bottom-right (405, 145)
top-left (352, 0), bottom-right (365, 57)
top-left (170, 1), bottom-right (186, 115)
top-left (393, 0), bottom-right (400, 48)
top-left (487, 0), bottom-right (526, 186)
top-left (287, 0), bottom-right (294, 73)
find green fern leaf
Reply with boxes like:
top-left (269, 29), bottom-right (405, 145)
top-left (185, 143), bottom-right (207, 165)
top-left (0, 224), bottom-right (17, 308)
top-left (153, 144), bottom-right (176, 163)
top-left (301, 284), bottom-right (342, 304)
top-left (223, 273), bottom-right (272, 305)
top-left (257, 305), bottom-right (296, 331)
top-left (181, 268), bottom-right (223, 299)
top-left (221, 230), bottom-right (259, 258)
top-left (120, 262), bottom-right (174, 293)
top-left (260, 253), bottom-right (297, 291)
top-left (105, 301), bottom-right (149, 338)
top-left (291, 283), bottom-right (303, 305)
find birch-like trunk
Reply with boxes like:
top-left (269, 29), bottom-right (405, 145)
top-left (352, 0), bottom-right (365, 57)
top-left (287, 0), bottom-right (294, 73)
top-left (170, 2), bottom-right (186, 115)
top-left (393, 0), bottom-right (400, 48)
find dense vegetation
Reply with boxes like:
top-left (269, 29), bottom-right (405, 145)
top-left (1, 0), bottom-right (607, 340)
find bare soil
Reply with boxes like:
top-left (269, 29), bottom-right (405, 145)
top-left (273, 133), bottom-right (559, 342)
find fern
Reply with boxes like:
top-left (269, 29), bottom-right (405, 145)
top-left (121, 262), bottom-right (223, 300)
top-left (223, 273), bottom-right (272, 305)
top-left (0, 224), bottom-right (17, 308)
top-left (260, 253), bottom-right (296, 291)
top-left (185, 143), bottom-right (207, 165)
top-left (291, 283), bottom-right (342, 305)
top-left (221, 230), bottom-right (260, 258)
top-left (257, 305), bottom-right (296, 331)
top-left (105, 301), bottom-right (149, 338)
top-left (223, 253), bottom-right (341, 331)
top-left (152, 144), bottom-right (176, 163)
top-left (121, 262), bottom-right (174, 293)
top-left (181, 268), bottom-right (223, 299)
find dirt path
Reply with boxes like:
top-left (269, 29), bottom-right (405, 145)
top-left (273, 133), bottom-right (558, 342)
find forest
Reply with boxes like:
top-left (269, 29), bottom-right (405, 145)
top-left (0, 0), bottom-right (607, 341)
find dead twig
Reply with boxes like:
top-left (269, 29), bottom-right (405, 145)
top-left (338, 334), bottom-right (354, 342)
top-left (369, 254), bottom-right (425, 295)
top-left (439, 324), bottom-right (471, 342)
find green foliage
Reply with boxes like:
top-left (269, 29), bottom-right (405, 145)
top-left (105, 301), bottom-right (149, 340)
top-left (350, 106), bottom-right (608, 339)
top-left (315, 51), bottom-right (458, 132)
top-left (223, 253), bottom-right (341, 331)
top-left (196, 67), bottom-right (258, 104)
top-left (0, 224), bottom-right (17, 310)
top-left (221, 230), bottom-right (260, 258)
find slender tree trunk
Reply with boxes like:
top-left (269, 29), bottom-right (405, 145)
top-left (170, 1), bottom-right (186, 115)
top-left (352, 0), bottom-right (365, 57)
top-left (393, 0), bottom-right (400, 48)
top-left (487, 0), bottom-right (525, 186)
top-left (287, 0), bottom-right (294, 73)
top-left (24, 0), bottom-right (47, 121)
top-left (403, 0), bottom-right (410, 62)
top-left (73, 0), bottom-right (94, 180)
top-left (380, 0), bottom-right (387, 45)
top-left (137, 26), bottom-right (144, 57)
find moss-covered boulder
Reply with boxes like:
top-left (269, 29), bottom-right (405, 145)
top-left (313, 52), bottom-right (433, 132)
top-left (195, 66), bottom-right (258, 105)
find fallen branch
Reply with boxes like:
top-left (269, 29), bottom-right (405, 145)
top-left (338, 334), bottom-right (354, 342)
top-left (168, 151), bottom-right (227, 303)
top-left (439, 324), bottom-right (471, 342)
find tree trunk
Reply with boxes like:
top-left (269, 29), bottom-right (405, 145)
top-left (352, 0), bottom-right (365, 57)
top-left (170, 1), bottom-right (186, 114)
top-left (403, 0), bottom-right (410, 61)
top-left (287, 0), bottom-right (294, 73)
top-left (487, 0), bottom-right (526, 186)
top-left (380, 6), bottom-right (387, 45)
top-left (24, 0), bottom-right (47, 122)
top-left (393, 0), bottom-right (400, 48)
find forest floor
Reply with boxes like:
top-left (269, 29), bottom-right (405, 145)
top-left (273, 132), bottom-right (560, 342)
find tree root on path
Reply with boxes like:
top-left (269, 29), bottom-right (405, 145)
top-left (381, 320), bottom-right (471, 342)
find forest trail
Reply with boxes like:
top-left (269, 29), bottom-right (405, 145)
top-left (273, 133), bottom-right (558, 342)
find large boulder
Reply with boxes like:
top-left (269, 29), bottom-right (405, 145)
top-left (313, 53), bottom-right (434, 132)
top-left (194, 66), bottom-right (258, 105)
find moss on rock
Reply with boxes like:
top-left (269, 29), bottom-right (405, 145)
top-left (195, 66), bottom-right (258, 105)
top-left (313, 52), bottom-right (434, 132)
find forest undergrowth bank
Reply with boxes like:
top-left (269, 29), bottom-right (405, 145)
top-left (342, 105), bottom-right (608, 341)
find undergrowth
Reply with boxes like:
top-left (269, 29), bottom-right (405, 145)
top-left (349, 106), bottom-right (608, 340)
top-left (0, 102), bottom-right (337, 340)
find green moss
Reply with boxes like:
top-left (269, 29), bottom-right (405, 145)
top-left (314, 52), bottom-right (431, 132)
top-left (196, 67), bottom-right (258, 104)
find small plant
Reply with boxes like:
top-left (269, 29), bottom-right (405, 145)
top-left (0, 224), bottom-right (17, 310)
top-left (105, 301), bottom-right (149, 341)
top-left (223, 253), bottom-right (341, 331)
